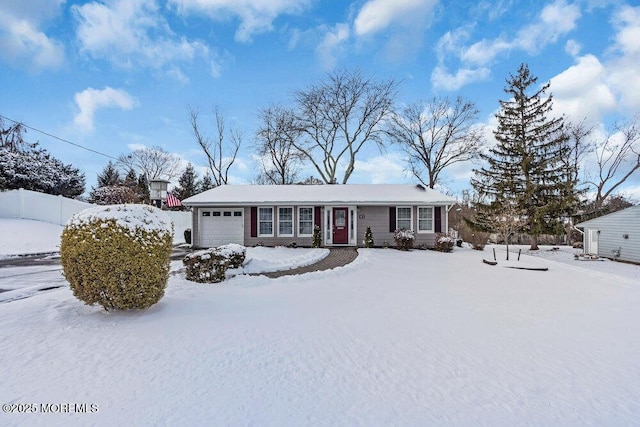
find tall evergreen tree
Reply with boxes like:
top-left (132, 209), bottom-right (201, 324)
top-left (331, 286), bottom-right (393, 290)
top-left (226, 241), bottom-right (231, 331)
top-left (137, 174), bottom-right (151, 204)
top-left (123, 168), bottom-right (138, 189)
top-left (173, 163), bottom-right (200, 200)
top-left (96, 161), bottom-right (121, 187)
top-left (471, 63), bottom-right (577, 250)
top-left (199, 173), bottom-right (215, 191)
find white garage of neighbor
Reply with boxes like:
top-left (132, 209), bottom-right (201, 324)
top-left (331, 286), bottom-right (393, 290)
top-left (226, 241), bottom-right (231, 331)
top-left (198, 209), bottom-right (244, 248)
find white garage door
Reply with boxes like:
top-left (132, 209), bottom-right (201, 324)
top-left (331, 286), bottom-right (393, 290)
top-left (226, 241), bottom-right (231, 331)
top-left (199, 210), bottom-right (244, 247)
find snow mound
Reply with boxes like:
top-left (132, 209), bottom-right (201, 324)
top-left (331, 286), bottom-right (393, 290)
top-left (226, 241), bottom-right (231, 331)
top-left (242, 246), bottom-right (329, 274)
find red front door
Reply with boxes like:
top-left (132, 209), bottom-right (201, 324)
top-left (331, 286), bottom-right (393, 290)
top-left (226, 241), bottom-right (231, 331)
top-left (333, 208), bottom-right (349, 244)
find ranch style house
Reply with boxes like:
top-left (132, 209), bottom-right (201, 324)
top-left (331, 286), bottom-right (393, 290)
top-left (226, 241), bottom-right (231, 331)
top-left (182, 184), bottom-right (457, 248)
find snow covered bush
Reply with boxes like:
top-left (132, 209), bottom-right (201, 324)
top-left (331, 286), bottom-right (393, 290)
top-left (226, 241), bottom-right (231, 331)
top-left (183, 244), bottom-right (246, 283)
top-left (393, 229), bottom-right (414, 251)
top-left (89, 185), bottom-right (139, 205)
top-left (363, 226), bottom-right (374, 248)
top-left (60, 204), bottom-right (173, 311)
top-left (468, 232), bottom-right (488, 251)
top-left (434, 234), bottom-right (455, 252)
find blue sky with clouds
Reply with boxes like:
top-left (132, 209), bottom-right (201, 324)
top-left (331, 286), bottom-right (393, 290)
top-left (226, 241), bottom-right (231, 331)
top-left (1, 0), bottom-right (639, 198)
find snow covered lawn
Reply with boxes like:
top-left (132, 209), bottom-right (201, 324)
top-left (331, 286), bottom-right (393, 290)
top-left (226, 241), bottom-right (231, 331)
top-left (1, 246), bottom-right (640, 426)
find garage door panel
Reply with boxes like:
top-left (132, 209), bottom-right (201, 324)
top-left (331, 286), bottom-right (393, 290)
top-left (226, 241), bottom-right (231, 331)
top-left (200, 210), bottom-right (244, 247)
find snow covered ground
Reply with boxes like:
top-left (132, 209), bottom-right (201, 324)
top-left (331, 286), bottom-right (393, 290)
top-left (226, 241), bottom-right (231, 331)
top-left (0, 219), bottom-right (63, 258)
top-left (1, 220), bottom-right (640, 426)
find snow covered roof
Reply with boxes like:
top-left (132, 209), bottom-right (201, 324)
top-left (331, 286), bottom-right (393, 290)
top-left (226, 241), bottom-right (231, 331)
top-left (575, 205), bottom-right (640, 228)
top-left (183, 184), bottom-right (457, 206)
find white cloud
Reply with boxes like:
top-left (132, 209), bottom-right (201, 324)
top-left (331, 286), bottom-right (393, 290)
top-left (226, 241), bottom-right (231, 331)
top-left (73, 87), bottom-right (137, 133)
top-left (352, 154), bottom-right (408, 184)
top-left (0, 0), bottom-right (65, 70)
top-left (550, 5), bottom-right (640, 120)
top-left (565, 39), bottom-right (582, 57)
top-left (73, 0), bottom-right (208, 72)
top-left (316, 23), bottom-right (350, 71)
top-left (353, 0), bottom-right (436, 37)
top-left (431, 65), bottom-right (490, 91)
top-left (607, 5), bottom-right (640, 110)
top-left (515, 0), bottom-right (581, 53)
top-left (353, 0), bottom-right (438, 60)
top-left (461, 38), bottom-right (511, 67)
top-left (169, 0), bottom-right (311, 43)
top-left (550, 54), bottom-right (617, 121)
top-left (432, 0), bottom-right (581, 91)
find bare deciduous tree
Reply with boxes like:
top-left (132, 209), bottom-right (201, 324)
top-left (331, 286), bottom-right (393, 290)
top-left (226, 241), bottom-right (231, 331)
top-left (117, 145), bottom-right (181, 181)
top-left (0, 117), bottom-right (29, 151)
top-left (190, 107), bottom-right (242, 187)
top-left (387, 97), bottom-right (483, 188)
top-left (585, 117), bottom-right (640, 208)
top-left (292, 69), bottom-right (397, 184)
top-left (254, 105), bottom-right (304, 184)
top-left (563, 118), bottom-right (595, 185)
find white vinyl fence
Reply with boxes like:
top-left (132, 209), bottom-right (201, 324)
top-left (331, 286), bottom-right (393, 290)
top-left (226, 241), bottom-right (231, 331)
top-left (0, 189), bottom-right (192, 243)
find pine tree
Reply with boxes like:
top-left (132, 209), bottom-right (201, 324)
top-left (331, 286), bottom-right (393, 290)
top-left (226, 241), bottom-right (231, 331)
top-left (123, 169), bottom-right (137, 189)
top-left (173, 163), bottom-right (200, 200)
top-left (137, 174), bottom-right (151, 204)
top-left (199, 173), bottom-right (215, 191)
top-left (96, 161), bottom-right (121, 187)
top-left (471, 63), bottom-right (577, 250)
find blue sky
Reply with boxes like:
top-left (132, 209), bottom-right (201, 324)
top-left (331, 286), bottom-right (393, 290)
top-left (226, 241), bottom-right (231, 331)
top-left (1, 0), bottom-right (639, 199)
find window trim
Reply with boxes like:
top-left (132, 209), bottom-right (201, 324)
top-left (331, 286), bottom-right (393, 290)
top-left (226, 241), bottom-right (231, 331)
top-left (417, 206), bottom-right (434, 233)
top-left (258, 206), bottom-right (274, 237)
top-left (277, 206), bottom-right (294, 237)
top-left (297, 206), bottom-right (314, 237)
top-left (396, 206), bottom-right (413, 231)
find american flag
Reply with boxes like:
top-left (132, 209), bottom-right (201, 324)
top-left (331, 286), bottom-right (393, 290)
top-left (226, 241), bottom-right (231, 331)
top-left (165, 192), bottom-right (182, 208)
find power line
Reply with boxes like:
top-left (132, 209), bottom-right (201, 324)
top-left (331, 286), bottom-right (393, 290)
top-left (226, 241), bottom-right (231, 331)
top-left (0, 114), bottom-right (119, 161)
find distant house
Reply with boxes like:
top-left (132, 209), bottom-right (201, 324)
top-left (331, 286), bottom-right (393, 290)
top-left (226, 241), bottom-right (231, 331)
top-left (182, 184), bottom-right (457, 248)
top-left (576, 205), bottom-right (640, 264)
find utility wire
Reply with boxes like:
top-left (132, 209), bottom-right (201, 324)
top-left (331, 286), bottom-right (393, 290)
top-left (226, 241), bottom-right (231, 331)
top-left (0, 113), bottom-right (119, 161)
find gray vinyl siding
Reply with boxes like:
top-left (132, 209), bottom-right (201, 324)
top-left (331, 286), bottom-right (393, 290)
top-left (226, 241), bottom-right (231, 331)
top-left (357, 206), bottom-right (394, 246)
top-left (244, 206), bottom-right (315, 247)
top-left (357, 205), bottom-right (442, 248)
top-left (191, 207), bottom-right (200, 247)
top-left (577, 206), bottom-right (640, 263)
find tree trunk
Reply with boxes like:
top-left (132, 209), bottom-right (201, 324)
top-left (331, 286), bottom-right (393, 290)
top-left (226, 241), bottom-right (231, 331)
top-left (529, 235), bottom-right (539, 250)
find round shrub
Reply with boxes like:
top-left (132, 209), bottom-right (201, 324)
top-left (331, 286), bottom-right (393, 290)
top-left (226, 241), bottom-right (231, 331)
top-left (60, 204), bottom-right (173, 311)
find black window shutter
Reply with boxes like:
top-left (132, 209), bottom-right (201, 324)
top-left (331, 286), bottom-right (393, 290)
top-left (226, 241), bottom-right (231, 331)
top-left (314, 206), bottom-right (322, 228)
top-left (250, 207), bottom-right (257, 237)
top-left (389, 207), bottom-right (396, 232)
top-left (434, 206), bottom-right (442, 233)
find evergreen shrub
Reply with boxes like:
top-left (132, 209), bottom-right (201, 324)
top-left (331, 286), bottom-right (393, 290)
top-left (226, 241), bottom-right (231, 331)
top-left (183, 244), bottom-right (246, 283)
top-left (60, 204), bottom-right (173, 311)
top-left (312, 225), bottom-right (322, 248)
top-left (363, 226), bottom-right (374, 248)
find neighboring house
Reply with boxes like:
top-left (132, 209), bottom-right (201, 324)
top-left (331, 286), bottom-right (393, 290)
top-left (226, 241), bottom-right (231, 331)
top-left (182, 184), bottom-right (457, 248)
top-left (576, 205), bottom-right (640, 264)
